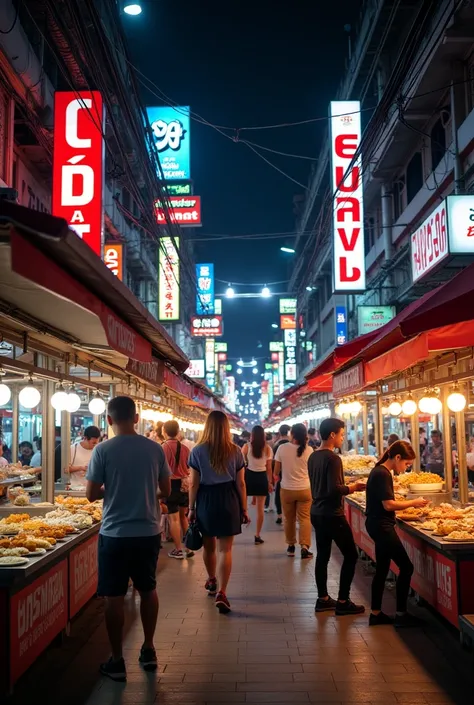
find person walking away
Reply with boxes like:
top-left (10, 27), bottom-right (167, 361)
top-left (309, 418), bottom-right (366, 616)
top-left (274, 423), bottom-right (313, 559)
top-left (308, 428), bottom-right (320, 449)
top-left (242, 425), bottom-right (273, 544)
top-left (162, 420), bottom-right (194, 559)
top-left (188, 411), bottom-right (249, 614)
top-left (272, 424), bottom-right (290, 525)
top-left (366, 440), bottom-right (429, 627)
top-left (86, 396), bottom-right (171, 681)
top-left (179, 431), bottom-right (196, 452)
top-left (422, 430), bottom-right (444, 477)
top-left (68, 426), bottom-right (101, 488)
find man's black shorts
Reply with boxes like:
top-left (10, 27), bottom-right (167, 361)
top-left (166, 478), bottom-right (189, 515)
top-left (97, 534), bottom-right (161, 597)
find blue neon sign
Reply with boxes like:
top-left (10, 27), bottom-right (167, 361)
top-left (196, 263), bottom-right (215, 315)
top-left (146, 106), bottom-right (191, 180)
top-left (336, 306), bottom-right (347, 345)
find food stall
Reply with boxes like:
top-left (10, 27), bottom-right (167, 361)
top-left (0, 201), bottom-right (209, 692)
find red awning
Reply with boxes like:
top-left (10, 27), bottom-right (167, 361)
top-left (400, 261), bottom-right (474, 338)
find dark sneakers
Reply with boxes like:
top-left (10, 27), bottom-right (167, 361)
top-left (215, 591), bottom-right (231, 614)
top-left (100, 657), bottom-right (127, 682)
top-left (369, 611), bottom-right (395, 626)
top-left (287, 545), bottom-right (296, 557)
top-left (276, 517), bottom-right (283, 525)
top-left (395, 613), bottom-right (424, 628)
top-left (315, 596), bottom-right (338, 613)
top-left (335, 600), bottom-right (365, 616)
top-left (205, 577), bottom-right (218, 596)
top-left (301, 547), bottom-right (314, 559)
top-left (254, 536), bottom-right (265, 545)
top-left (139, 646), bottom-right (158, 672)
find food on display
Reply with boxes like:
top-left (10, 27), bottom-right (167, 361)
top-left (0, 547), bottom-right (29, 556)
top-left (444, 530), bottom-right (474, 541)
top-left (13, 493), bottom-right (31, 507)
top-left (397, 472), bottom-right (444, 487)
top-left (341, 455), bottom-right (377, 474)
top-left (0, 556), bottom-right (29, 566)
top-left (420, 520), bottom-right (438, 531)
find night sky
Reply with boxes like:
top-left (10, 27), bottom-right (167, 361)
top-left (124, 0), bottom-right (363, 363)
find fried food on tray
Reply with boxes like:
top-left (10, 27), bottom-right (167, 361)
top-left (434, 520), bottom-right (459, 536)
top-left (0, 547), bottom-right (29, 556)
top-left (445, 531), bottom-right (474, 541)
top-left (398, 472), bottom-right (444, 487)
top-left (421, 520), bottom-right (438, 531)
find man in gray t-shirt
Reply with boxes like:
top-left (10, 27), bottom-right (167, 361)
top-left (86, 396), bottom-right (171, 682)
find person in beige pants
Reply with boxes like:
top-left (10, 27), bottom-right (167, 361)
top-left (274, 423), bottom-right (314, 560)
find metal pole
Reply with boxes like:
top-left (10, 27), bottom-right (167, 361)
top-left (441, 386), bottom-right (453, 494)
top-left (61, 410), bottom-right (71, 483)
top-left (42, 379), bottom-right (55, 504)
top-left (451, 78), bottom-right (463, 195)
top-left (455, 409), bottom-right (468, 505)
top-left (411, 412), bottom-right (420, 473)
top-left (376, 392), bottom-right (384, 457)
top-left (362, 402), bottom-right (369, 455)
top-left (11, 386), bottom-right (18, 465)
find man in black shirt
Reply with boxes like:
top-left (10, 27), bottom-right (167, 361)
top-left (308, 418), bottom-right (365, 616)
top-left (269, 424), bottom-right (290, 524)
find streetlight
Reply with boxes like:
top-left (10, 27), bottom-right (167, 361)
top-left (261, 286), bottom-right (271, 298)
top-left (252, 368), bottom-right (258, 374)
top-left (280, 247), bottom-right (295, 254)
top-left (225, 285), bottom-right (235, 298)
top-left (123, 3), bottom-right (142, 14)
top-left (271, 323), bottom-right (278, 329)
top-left (237, 368), bottom-right (242, 375)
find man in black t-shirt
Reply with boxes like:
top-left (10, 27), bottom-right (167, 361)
top-left (270, 424), bottom-right (290, 524)
top-left (308, 418), bottom-right (366, 616)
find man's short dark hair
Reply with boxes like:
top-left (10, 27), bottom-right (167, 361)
top-left (107, 396), bottom-right (136, 423)
top-left (308, 428), bottom-right (316, 436)
top-left (163, 420), bottom-right (179, 438)
top-left (319, 418), bottom-right (345, 441)
top-left (84, 426), bottom-right (101, 440)
top-left (279, 424), bottom-right (290, 436)
top-left (241, 431), bottom-right (250, 439)
top-left (19, 441), bottom-right (33, 450)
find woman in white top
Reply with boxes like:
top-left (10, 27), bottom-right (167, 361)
top-left (242, 425), bottom-right (273, 545)
top-left (68, 426), bottom-right (101, 489)
top-left (274, 423), bottom-right (313, 559)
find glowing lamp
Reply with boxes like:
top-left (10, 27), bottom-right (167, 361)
top-left (19, 385), bottom-right (41, 409)
top-left (89, 396), bottom-right (106, 415)
top-left (66, 392), bottom-right (81, 413)
top-left (51, 390), bottom-right (69, 411)
top-left (401, 399), bottom-right (417, 416)
top-left (0, 383), bottom-right (11, 407)
top-left (447, 391), bottom-right (467, 413)
top-left (388, 401), bottom-right (402, 416)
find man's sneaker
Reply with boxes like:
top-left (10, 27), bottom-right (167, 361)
top-left (301, 547), bottom-right (313, 559)
top-left (254, 536), bottom-right (264, 545)
top-left (287, 544), bottom-right (296, 557)
top-left (185, 549), bottom-right (195, 558)
top-left (315, 596), bottom-right (337, 613)
top-left (395, 613), bottom-right (424, 629)
top-left (264, 507), bottom-right (270, 513)
top-left (276, 517), bottom-right (283, 525)
top-left (369, 611), bottom-right (394, 626)
top-left (205, 577), bottom-right (217, 595)
top-left (139, 646), bottom-right (158, 672)
top-left (335, 600), bottom-right (365, 616)
top-left (215, 591), bottom-right (231, 614)
top-left (168, 548), bottom-right (185, 559)
top-left (100, 657), bottom-right (127, 682)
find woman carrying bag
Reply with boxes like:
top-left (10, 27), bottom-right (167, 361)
top-left (188, 411), bottom-right (249, 614)
top-left (242, 425), bottom-right (273, 545)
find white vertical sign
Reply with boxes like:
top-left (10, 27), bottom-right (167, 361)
top-left (330, 101), bottom-right (366, 292)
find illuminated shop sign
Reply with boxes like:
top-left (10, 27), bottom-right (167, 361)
top-left (335, 306), bottom-right (347, 345)
top-left (146, 105), bottom-right (191, 180)
top-left (165, 181), bottom-right (192, 196)
top-left (192, 315), bottom-right (223, 337)
top-left (186, 360), bottom-right (205, 378)
top-left (330, 100), bottom-right (365, 292)
top-left (269, 341), bottom-right (284, 352)
top-left (196, 263), bottom-right (214, 314)
top-left (279, 298), bottom-right (297, 314)
top-left (103, 243), bottom-right (123, 280)
top-left (280, 314), bottom-right (296, 330)
top-left (284, 328), bottom-right (297, 382)
top-left (205, 339), bottom-right (215, 373)
top-left (154, 196), bottom-right (201, 227)
top-left (214, 342), bottom-right (227, 352)
top-left (358, 305), bottom-right (395, 334)
top-left (158, 237), bottom-right (180, 321)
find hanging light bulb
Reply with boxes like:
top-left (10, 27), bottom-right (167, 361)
top-left (88, 394), bottom-right (106, 415)
top-left (427, 397), bottom-right (442, 415)
top-left (447, 390), bottom-right (467, 412)
top-left (66, 391), bottom-right (81, 413)
top-left (381, 405), bottom-right (389, 415)
top-left (0, 378), bottom-right (11, 407)
top-left (401, 397), bottom-right (417, 416)
top-left (350, 400), bottom-right (362, 414)
top-left (51, 385), bottom-right (69, 411)
top-left (19, 382), bottom-right (41, 409)
top-left (388, 400), bottom-right (402, 416)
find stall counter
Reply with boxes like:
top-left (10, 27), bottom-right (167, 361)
top-left (345, 496), bottom-right (474, 628)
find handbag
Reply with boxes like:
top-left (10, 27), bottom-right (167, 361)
top-left (184, 522), bottom-right (203, 551)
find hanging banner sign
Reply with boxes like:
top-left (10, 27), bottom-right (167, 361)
top-left (330, 101), bottom-right (365, 292)
top-left (279, 298), bottom-right (297, 314)
top-left (205, 339), bottom-right (215, 372)
top-left (52, 91), bottom-right (104, 256)
top-left (269, 341), bottom-right (284, 352)
top-left (103, 243), bottom-right (123, 280)
top-left (186, 359), bottom-right (205, 378)
top-left (146, 105), bottom-right (191, 180)
top-left (192, 315), bottom-right (223, 337)
top-left (280, 314), bottom-right (296, 330)
top-left (358, 305), bottom-right (395, 334)
top-left (332, 361), bottom-right (364, 398)
top-left (165, 181), bottom-right (192, 196)
top-left (154, 196), bottom-right (201, 227)
top-left (335, 305), bottom-right (347, 345)
top-left (126, 357), bottom-right (164, 386)
top-left (158, 237), bottom-right (180, 321)
top-left (196, 263), bottom-right (215, 314)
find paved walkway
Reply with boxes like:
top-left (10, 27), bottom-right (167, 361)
top-left (8, 514), bottom-right (474, 705)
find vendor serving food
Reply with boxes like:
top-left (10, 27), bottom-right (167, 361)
top-left (365, 440), bottom-right (429, 628)
top-left (67, 426), bottom-right (101, 489)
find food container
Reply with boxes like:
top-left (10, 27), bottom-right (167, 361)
top-left (409, 482), bottom-right (443, 492)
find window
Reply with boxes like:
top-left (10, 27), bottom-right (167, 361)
top-left (430, 118), bottom-right (446, 171)
top-left (406, 152), bottom-right (423, 204)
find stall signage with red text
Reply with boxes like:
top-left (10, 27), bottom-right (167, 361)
top-left (332, 361), bottom-right (364, 398)
top-left (69, 534), bottom-right (99, 618)
top-left (10, 560), bottom-right (68, 684)
top-left (330, 101), bottom-right (365, 292)
top-left (191, 315), bottom-right (223, 337)
top-left (52, 91), bottom-right (104, 256)
top-left (154, 196), bottom-right (202, 227)
top-left (103, 243), bottom-right (123, 280)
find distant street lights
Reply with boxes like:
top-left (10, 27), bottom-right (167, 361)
top-left (280, 247), bottom-right (295, 254)
top-left (123, 3), bottom-right (142, 15)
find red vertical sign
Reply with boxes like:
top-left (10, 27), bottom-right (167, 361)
top-left (52, 91), bottom-right (104, 255)
top-left (69, 534), bottom-right (99, 618)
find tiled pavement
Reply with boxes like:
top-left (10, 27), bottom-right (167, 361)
top-left (8, 515), bottom-right (474, 705)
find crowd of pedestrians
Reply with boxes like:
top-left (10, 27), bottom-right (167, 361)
top-left (85, 397), bottom-right (426, 683)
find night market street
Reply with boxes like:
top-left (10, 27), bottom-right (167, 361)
top-left (7, 518), bottom-right (473, 705)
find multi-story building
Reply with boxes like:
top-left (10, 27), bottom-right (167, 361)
top-left (291, 0), bottom-right (474, 378)
top-left (0, 0), bottom-right (198, 359)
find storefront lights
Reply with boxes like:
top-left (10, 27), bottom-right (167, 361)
top-left (19, 384), bottom-right (41, 409)
top-left (88, 395), bottom-right (106, 415)
top-left (388, 401), bottom-right (402, 417)
top-left (350, 400), bottom-right (362, 414)
top-left (51, 389), bottom-right (69, 411)
top-left (0, 383), bottom-right (11, 407)
top-left (447, 391), bottom-right (467, 412)
top-left (66, 392), bottom-right (82, 413)
top-left (401, 398), bottom-right (417, 416)
top-left (418, 396), bottom-right (442, 415)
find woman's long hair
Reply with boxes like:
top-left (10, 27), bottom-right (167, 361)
top-left (198, 410), bottom-right (237, 475)
top-left (378, 440), bottom-right (416, 466)
top-left (250, 425), bottom-right (265, 459)
top-left (291, 423), bottom-right (308, 458)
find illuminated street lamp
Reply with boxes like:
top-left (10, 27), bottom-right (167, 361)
top-left (123, 3), bottom-right (142, 15)
top-left (225, 285), bottom-right (235, 298)
top-left (261, 286), bottom-right (271, 298)
top-left (280, 247), bottom-right (295, 254)
top-left (271, 323), bottom-right (278, 329)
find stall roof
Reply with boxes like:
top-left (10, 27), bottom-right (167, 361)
top-left (0, 201), bottom-right (189, 372)
top-left (305, 330), bottom-right (381, 390)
